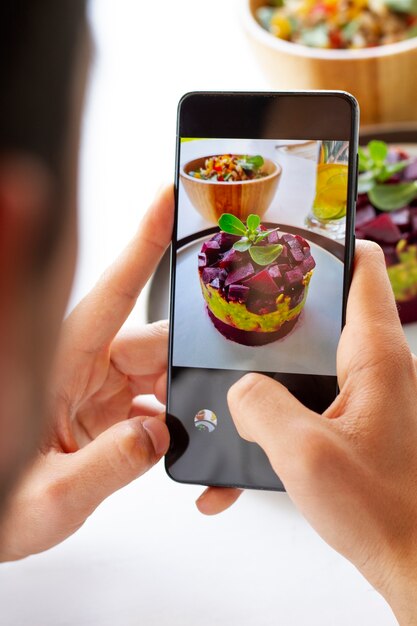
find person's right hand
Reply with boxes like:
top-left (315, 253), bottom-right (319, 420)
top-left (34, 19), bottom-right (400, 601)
top-left (226, 240), bottom-right (417, 625)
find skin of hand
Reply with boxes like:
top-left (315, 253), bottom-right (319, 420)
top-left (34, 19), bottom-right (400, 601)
top-left (220, 240), bottom-right (417, 625)
top-left (0, 185), bottom-right (234, 562)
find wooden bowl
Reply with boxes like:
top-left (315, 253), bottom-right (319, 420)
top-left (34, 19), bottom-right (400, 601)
top-left (243, 0), bottom-right (417, 126)
top-left (180, 156), bottom-right (281, 224)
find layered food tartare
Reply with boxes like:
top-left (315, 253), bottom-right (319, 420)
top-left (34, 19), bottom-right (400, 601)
top-left (198, 213), bottom-right (316, 345)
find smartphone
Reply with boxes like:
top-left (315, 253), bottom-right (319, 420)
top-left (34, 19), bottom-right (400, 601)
top-left (166, 91), bottom-right (358, 491)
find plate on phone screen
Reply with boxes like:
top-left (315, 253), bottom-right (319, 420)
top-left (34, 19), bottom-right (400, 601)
top-left (150, 225), bottom-right (345, 377)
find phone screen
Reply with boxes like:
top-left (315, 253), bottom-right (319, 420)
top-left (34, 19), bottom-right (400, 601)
top-left (166, 93), bottom-right (357, 491)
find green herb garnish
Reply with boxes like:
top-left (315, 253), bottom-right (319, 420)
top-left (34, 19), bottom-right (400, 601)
top-left (357, 141), bottom-right (411, 209)
top-left (218, 213), bottom-right (282, 266)
top-left (236, 155), bottom-right (265, 172)
top-left (368, 181), bottom-right (417, 211)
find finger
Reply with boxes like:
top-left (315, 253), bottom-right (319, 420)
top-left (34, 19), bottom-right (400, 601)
top-left (337, 240), bottom-right (410, 389)
top-left (227, 373), bottom-right (328, 480)
top-left (62, 415), bottom-right (170, 517)
top-left (65, 185), bottom-right (174, 353)
top-left (196, 487), bottom-right (243, 515)
top-left (129, 397), bottom-right (165, 419)
top-left (111, 320), bottom-right (168, 378)
top-left (154, 372), bottom-right (167, 405)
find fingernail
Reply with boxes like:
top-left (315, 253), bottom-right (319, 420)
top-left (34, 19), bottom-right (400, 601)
top-left (143, 418), bottom-right (169, 456)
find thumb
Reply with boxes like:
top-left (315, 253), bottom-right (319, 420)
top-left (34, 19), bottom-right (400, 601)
top-left (64, 416), bottom-right (169, 516)
top-left (228, 373), bottom-right (332, 482)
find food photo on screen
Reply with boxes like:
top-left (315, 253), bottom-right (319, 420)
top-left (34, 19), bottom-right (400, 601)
top-left (172, 137), bottom-right (349, 377)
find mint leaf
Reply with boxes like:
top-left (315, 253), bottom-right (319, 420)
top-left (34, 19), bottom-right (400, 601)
top-left (237, 155), bottom-right (264, 171)
top-left (233, 239), bottom-right (252, 252)
top-left (368, 181), bottom-right (417, 211)
top-left (247, 214), bottom-right (260, 231)
top-left (368, 140), bottom-right (388, 166)
top-left (377, 160), bottom-right (410, 182)
top-left (249, 244), bottom-right (283, 266)
top-left (218, 213), bottom-right (247, 236)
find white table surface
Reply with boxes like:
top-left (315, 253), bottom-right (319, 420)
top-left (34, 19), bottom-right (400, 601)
top-left (0, 1), bottom-right (414, 624)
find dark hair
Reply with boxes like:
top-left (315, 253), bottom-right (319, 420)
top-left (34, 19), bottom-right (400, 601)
top-left (0, 0), bottom-right (87, 175)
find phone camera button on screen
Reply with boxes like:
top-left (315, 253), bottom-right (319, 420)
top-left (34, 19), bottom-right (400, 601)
top-left (194, 409), bottom-right (218, 432)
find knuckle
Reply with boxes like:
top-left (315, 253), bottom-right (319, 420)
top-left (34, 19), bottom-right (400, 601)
top-left (113, 421), bottom-right (155, 475)
top-left (295, 424), bottom-right (340, 479)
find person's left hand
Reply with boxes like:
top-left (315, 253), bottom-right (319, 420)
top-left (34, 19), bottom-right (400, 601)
top-left (0, 186), bottom-right (238, 561)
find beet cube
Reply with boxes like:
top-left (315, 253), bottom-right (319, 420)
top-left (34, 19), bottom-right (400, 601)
top-left (391, 208), bottom-right (410, 229)
top-left (219, 248), bottom-right (243, 269)
top-left (244, 269), bottom-right (281, 294)
top-left (228, 284), bottom-right (249, 303)
top-left (213, 231), bottom-right (238, 250)
top-left (225, 262), bottom-right (255, 287)
top-left (355, 204), bottom-right (377, 228)
top-left (278, 263), bottom-right (291, 273)
top-left (284, 268), bottom-right (304, 288)
top-left (295, 234), bottom-right (309, 248)
top-left (289, 247), bottom-right (305, 264)
top-left (201, 240), bottom-right (221, 263)
top-left (290, 286), bottom-right (305, 308)
top-left (202, 267), bottom-right (220, 284)
top-left (287, 238), bottom-right (301, 250)
top-left (360, 214), bottom-right (401, 244)
top-left (202, 240), bottom-right (220, 253)
top-left (301, 255), bottom-right (316, 274)
top-left (246, 296), bottom-right (276, 315)
top-left (198, 253), bottom-right (208, 268)
top-left (268, 264), bottom-right (282, 282)
top-left (303, 247), bottom-right (311, 258)
top-left (267, 230), bottom-right (280, 244)
top-left (281, 233), bottom-right (294, 243)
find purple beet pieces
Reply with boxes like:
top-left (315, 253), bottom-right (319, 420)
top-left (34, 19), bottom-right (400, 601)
top-left (290, 286), bottom-right (305, 308)
top-left (228, 284), bottom-right (250, 303)
top-left (244, 269), bottom-right (281, 294)
top-left (289, 246), bottom-right (305, 264)
top-left (219, 248), bottom-right (243, 268)
top-left (267, 230), bottom-right (280, 244)
top-left (202, 267), bottom-right (220, 284)
top-left (201, 240), bottom-right (221, 263)
top-left (301, 255), bottom-right (316, 274)
top-left (283, 267), bottom-right (304, 288)
top-left (355, 204), bottom-right (377, 228)
top-left (225, 262), bottom-right (255, 287)
top-left (360, 213), bottom-right (401, 244)
top-left (198, 252), bottom-right (207, 268)
top-left (213, 231), bottom-right (238, 250)
top-left (268, 264), bottom-right (282, 282)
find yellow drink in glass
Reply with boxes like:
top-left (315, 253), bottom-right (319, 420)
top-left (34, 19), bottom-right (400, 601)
top-left (312, 163), bottom-right (348, 222)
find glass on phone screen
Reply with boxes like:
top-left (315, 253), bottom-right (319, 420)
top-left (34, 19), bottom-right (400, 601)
top-left (167, 136), bottom-right (352, 490)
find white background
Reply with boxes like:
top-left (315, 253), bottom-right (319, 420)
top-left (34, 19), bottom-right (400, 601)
top-left (1, 1), bottom-right (415, 624)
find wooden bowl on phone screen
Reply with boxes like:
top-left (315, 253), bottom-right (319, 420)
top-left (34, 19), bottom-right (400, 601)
top-left (180, 156), bottom-right (281, 224)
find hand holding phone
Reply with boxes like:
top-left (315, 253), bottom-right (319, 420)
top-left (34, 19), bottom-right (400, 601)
top-left (225, 239), bottom-right (417, 626)
top-left (167, 91), bottom-right (359, 491)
